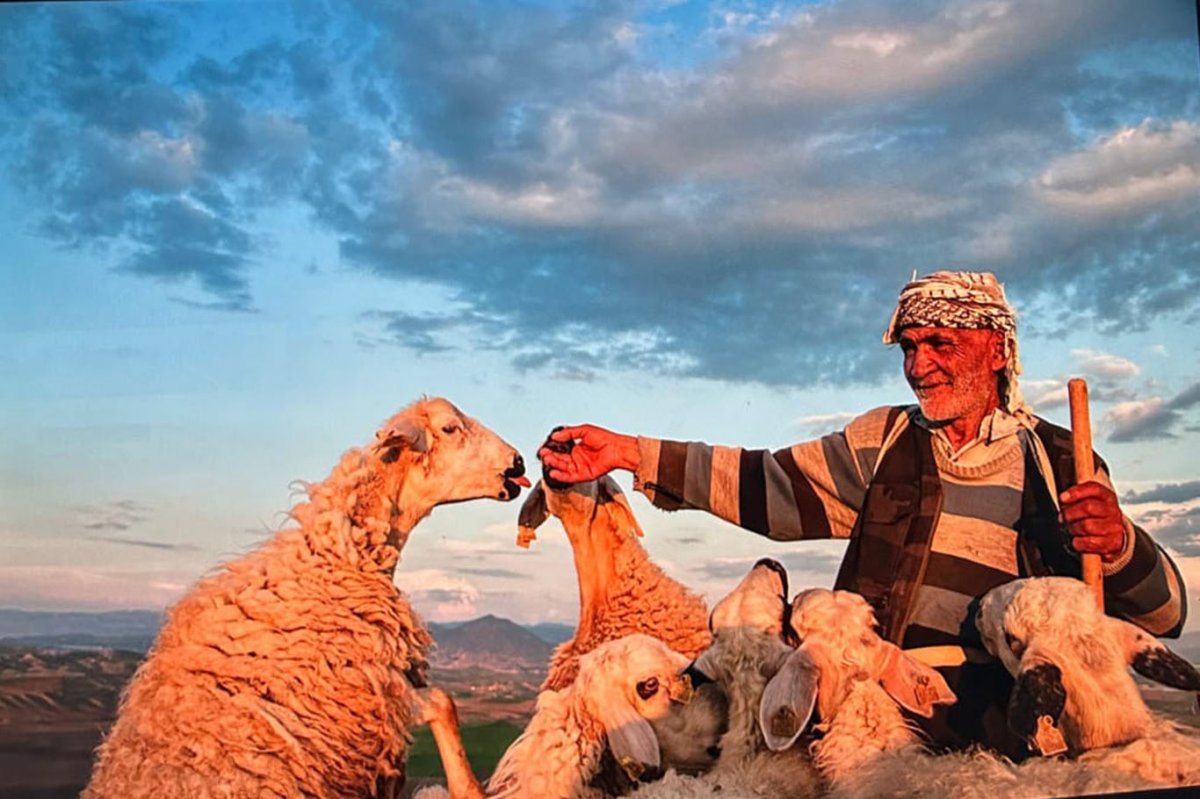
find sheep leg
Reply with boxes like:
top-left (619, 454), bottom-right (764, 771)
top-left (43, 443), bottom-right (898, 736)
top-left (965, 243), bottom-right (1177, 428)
top-left (414, 687), bottom-right (487, 799)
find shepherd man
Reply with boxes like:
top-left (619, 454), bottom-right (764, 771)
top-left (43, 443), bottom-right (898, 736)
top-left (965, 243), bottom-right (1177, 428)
top-left (538, 270), bottom-right (1186, 756)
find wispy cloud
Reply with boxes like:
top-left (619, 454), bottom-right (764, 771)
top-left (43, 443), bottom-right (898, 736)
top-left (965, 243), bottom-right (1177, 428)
top-left (75, 499), bottom-right (152, 532)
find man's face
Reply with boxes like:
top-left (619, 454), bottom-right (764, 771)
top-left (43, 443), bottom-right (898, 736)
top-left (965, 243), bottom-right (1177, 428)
top-left (899, 326), bottom-right (1006, 424)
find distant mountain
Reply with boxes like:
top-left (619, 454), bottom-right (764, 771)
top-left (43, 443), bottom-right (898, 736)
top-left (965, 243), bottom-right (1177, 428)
top-left (429, 614), bottom-right (554, 671)
top-left (0, 609), bottom-right (162, 652)
top-left (526, 622), bottom-right (575, 646)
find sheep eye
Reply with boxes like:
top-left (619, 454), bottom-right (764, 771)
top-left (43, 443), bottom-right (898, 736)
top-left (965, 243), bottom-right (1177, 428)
top-left (441, 424), bottom-right (459, 435)
top-left (1004, 632), bottom-right (1025, 656)
top-left (636, 677), bottom-right (659, 700)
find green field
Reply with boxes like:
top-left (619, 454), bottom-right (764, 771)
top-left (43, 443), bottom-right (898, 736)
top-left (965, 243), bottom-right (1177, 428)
top-left (406, 719), bottom-right (525, 780)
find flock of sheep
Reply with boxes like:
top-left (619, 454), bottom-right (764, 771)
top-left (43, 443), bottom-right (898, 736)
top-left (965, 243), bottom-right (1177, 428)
top-left (81, 398), bottom-right (1200, 798)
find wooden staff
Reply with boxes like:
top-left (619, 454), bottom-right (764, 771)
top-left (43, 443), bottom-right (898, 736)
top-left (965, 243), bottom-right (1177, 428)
top-left (1068, 378), bottom-right (1104, 610)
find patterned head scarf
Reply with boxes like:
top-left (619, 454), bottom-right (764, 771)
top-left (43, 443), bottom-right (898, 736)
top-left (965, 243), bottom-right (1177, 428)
top-left (882, 270), bottom-right (1025, 413)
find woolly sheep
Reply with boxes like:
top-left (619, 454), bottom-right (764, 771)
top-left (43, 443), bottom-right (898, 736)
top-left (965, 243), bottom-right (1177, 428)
top-left (632, 559), bottom-right (822, 799)
top-left (807, 577), bottom-right (1193, 799)
top-left (976, 576), bottom-right (1200, 787)
top-left (413, 633), bottom-right (696, 799)
top-left (84, 398), bottom-right (529, 799)
top-left (759, 588), bottom-right (957, 789)
top-left (517, 434), bottom-right (712, 692)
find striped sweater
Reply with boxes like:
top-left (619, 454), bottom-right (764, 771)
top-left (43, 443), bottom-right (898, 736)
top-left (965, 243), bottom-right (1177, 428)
top-left (633, 405), bottom-right (1186, 647)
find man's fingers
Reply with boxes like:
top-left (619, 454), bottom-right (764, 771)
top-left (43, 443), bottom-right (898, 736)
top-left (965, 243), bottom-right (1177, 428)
top-left (1066, 517), bottom-right (1119, 537)
top-left (549, 425), bottom-right (583, 442)
top-left (1059, 497), bottom-right (1116, 523)
top-left (1059, 481), bottom-right (1112, 504)
top-left (1071, 535), bottom-right (1119, 555)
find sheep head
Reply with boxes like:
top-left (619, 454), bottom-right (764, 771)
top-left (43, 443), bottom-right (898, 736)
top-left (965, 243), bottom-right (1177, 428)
top-left (573, 634), bottom-right (694, 782)
top-left (976, 577), bottom-right (1200, 754)
top-left (371, 398), bottom-right (528, 524)
top-left (517, 434), bottom-right (643, 549)
top-left (760, 588), bottom-right (955, 752)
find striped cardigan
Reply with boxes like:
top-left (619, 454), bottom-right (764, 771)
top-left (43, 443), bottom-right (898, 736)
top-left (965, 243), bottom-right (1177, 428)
top-left (633, 405), bottom-right (1186, 645)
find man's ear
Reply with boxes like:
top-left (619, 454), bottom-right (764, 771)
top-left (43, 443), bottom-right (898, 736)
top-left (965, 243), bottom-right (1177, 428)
top-left (990, 329), bottom-right (1010, 372)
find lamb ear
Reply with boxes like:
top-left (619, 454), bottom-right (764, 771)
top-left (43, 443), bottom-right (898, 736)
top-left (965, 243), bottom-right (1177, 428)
top-left (1111, 618), bottom-right (1200, 692)
top-left (759, 646), bottom-right (819, 752)
top-left (875, 641), bottom-right (956, 717)
top-left (597, 696), bottom-right (661, 777)
top-left (375, 418), bottom-right (428, 453)
top-left (515, 482), bottom-right (550, 548)
top-left (598, 476), bottom-right (644, 538)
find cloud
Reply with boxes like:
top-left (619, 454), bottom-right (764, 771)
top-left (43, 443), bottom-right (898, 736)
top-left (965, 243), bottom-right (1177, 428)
top-left (1135, 505), bottom-right (1200, 556)
top-left (75, 499), bottom-right (152, 532)
top-left (792, 411), bottom-right (858, 434)
top-left (3, 1), bottom-right (1198, 387)
top-left (1124, 480), bottom-right (1200, 505)
top-left (455, 567), bottom-right (527, 580)
top-left (690, 551), bottom-right (843, 583)
top-left (399, 568), bottom-right (481, 621)
top-left (85, 535), bottom-right (201, 552)
top-left (1105, 380), bottom-right (1200, 442)
top-left (1071, 349), bottom-right (1140, 381)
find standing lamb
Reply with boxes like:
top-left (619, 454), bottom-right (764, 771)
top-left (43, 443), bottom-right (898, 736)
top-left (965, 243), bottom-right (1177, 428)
top-left (84, 398), bottom-right (529, 799)
top-left (414, 633), bottom-right (697, 799)
top-left (517, 434), bottom-right (712, 691)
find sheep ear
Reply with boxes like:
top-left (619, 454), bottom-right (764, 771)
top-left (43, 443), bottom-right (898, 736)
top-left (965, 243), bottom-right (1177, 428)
top-left (598, 476), bottom-right (644, 538)
top-left (759, 646), bottom-right (819, 752)
top-left (375, 418), bottom-right (428, 453)
top-left (598, 697), bottom-right (661, 777)
top-left (515, 482), bottom-right (550, 548)
top-left (876, 641), bottom-right (956, 717)
top-left (1111, 618), bottom-right (1200, 692)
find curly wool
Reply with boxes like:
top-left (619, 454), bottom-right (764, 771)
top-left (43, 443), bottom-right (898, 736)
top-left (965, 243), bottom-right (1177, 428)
top-left (536, 479), bottom-right (710, 692)
top-left (84, 397), bottom-right (524, 799)
top-left (84, 447), bottom-right (431, 798)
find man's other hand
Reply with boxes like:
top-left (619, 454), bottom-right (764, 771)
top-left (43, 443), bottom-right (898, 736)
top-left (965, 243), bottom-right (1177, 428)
top-left (1059, 481), bottom-right (1127, 563)
top-left (537, 425), bottom-right (640, 484)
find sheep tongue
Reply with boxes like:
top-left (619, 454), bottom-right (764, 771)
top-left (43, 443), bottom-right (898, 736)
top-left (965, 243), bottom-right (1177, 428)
top-left (513, 475), bottom-right (531, 487)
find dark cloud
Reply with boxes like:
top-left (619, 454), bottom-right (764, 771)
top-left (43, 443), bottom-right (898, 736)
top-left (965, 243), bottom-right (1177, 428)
top-left (1106, 380), bottom-right (1200, 442)
top-left (1146, 506), bottom-right (1200, 556)
top-left (2, 0), bottom-right (1198, 387)
top-left (76, 499), bottom-right (152, 532)
top-left (85, 535), bottom-right (201, 552)
top-left (1124, 480), bottom-right (1200, 505)
top-left (456, 567), bottom-right (526, 580)
top-left (690, 550), bottom-right (844, 584)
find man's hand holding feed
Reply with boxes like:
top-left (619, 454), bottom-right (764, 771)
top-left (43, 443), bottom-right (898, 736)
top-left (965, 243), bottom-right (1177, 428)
top-left (1060, 481), bottom-right (1128, 563)
top-left (537, 425), bottom-right (640, 484)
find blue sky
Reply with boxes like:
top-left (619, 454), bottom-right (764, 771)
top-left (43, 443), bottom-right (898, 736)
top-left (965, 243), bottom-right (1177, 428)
top-left (1, 0), bottom-right (1198, 631)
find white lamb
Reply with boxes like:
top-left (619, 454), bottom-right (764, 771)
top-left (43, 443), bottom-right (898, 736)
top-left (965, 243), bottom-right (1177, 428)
top-left (976, 576), bottom-right (1200, 788)
top-left (632, 558), bottom-right (823, 799)
top-left (84, 398), bottom-right (529, 799)
top-left (414, 633), bottom-right (696, 799)
top-left (811, 573), bottom-right (1195, 796)
top-left (759, 587), bottom-right (957, 791)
